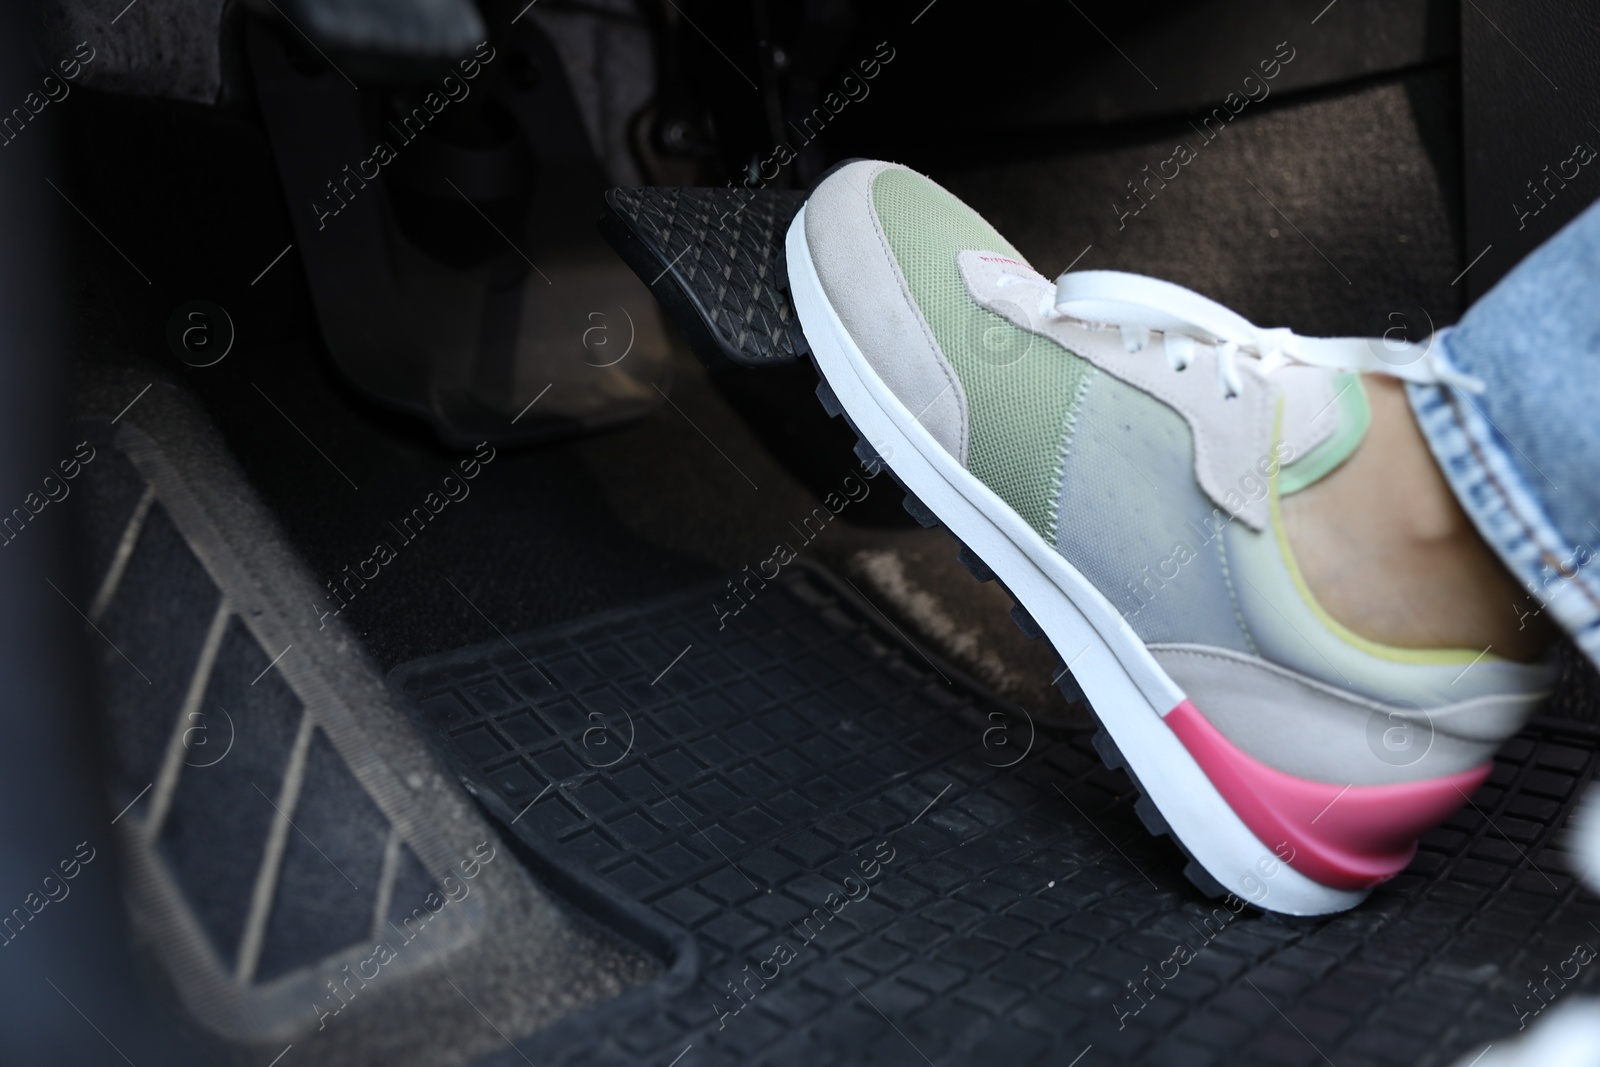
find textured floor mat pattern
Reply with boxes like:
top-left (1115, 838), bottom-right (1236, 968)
top-left (393, 565), bottom-right (1600, 1067)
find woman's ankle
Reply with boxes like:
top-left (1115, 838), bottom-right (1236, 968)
top-left (1281, 374), bottom-right (1556, 662)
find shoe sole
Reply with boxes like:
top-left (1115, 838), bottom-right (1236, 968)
top-left (785, 205), bottom-right (1368, 916)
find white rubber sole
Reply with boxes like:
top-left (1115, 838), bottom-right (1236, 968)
top-left (785, 205), bottom-right (1366, 916)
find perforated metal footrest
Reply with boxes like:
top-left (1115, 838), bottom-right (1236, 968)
top-left (77, 417), bottom-right (486, 1041)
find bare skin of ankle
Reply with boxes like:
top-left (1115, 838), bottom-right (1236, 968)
top-left (1282, 374), bottom-right (1555, 662)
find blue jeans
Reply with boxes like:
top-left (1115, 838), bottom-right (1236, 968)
top-left (1409, 198), bottom-right (1600, 669)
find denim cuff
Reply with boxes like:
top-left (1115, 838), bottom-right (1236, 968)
top-left (1407, 332), bottom-right (1600, 671)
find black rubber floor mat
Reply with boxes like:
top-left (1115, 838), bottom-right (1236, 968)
top-left (393, 563), bottom-right (1600, 1067)
top-left (600, 186), bottom-right (808, 370)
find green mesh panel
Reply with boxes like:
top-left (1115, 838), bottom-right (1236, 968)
top-left (871, 169), bottom-right (1090, 544)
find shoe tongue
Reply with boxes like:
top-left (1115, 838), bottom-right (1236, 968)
top-left (1277, 371), bottom-right (1370, 496)
top-left (972, 252), bottom-right (1046, 282)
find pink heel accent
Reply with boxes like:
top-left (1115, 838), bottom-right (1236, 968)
top-left (1164, 699), bottom-right (1490, 890)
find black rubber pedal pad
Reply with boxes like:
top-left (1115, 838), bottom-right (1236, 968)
top-left (600, 186), bottom-right (807, 370)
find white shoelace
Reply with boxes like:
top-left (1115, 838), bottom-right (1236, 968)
top-left (995, 269), bottom-right (1484, 398)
